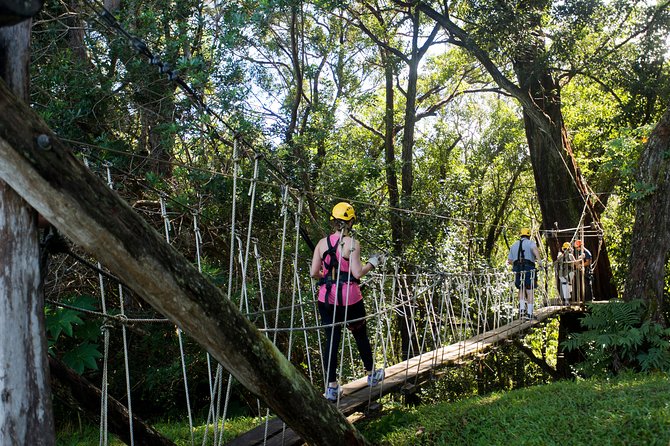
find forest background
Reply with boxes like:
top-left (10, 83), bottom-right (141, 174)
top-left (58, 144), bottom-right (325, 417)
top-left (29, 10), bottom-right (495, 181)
top-left (7, 0), bottom-right (670, 440)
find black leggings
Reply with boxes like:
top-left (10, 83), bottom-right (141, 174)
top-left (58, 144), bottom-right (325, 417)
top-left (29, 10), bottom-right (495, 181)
top-left (319, 300), bottom-right (373, 383)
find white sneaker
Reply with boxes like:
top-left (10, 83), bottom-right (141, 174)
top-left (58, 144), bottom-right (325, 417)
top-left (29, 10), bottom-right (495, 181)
top-left (324, 385), bottom-right (342, 402)
top-left (367, 368), bottom-right (385, 387)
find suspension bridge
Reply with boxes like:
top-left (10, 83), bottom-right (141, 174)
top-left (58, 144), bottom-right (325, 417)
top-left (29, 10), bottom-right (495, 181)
top-left (0, 62), bottom-right (593, 445)
top-left (30, 149), bottom-right (590, 446)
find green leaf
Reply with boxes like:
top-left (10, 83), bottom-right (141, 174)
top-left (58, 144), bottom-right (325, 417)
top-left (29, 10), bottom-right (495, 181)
top-left (62, 342), bottom-right (102, 374)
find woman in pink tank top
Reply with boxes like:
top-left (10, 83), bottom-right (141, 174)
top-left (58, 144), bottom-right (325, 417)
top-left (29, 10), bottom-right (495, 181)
top-left (310, 202), bottom-right (385, 402)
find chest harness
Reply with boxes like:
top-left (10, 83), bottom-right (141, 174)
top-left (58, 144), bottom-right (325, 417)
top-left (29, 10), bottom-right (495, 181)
top-left (318, 236), bottom-right (360, 306)
top-left (515, 238), bottom-right (534, 266)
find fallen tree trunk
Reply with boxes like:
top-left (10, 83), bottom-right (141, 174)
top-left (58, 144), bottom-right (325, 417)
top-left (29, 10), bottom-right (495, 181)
top-left (49, 356), bottom-right (176, 446)
top-left (0, 79), bottom-right (368, 446)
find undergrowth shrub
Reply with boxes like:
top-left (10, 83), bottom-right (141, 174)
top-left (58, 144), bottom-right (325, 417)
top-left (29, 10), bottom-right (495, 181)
top-left (563, 299), bottom-right (670, 377)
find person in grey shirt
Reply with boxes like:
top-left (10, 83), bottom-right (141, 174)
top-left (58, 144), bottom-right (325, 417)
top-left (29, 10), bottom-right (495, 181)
top-left (508, 227), bottom-right (541, 319)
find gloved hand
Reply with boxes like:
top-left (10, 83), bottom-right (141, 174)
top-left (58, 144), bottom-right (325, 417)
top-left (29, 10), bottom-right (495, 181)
top-left (537, 259), bottom-right (546, 268)
top-left (368, 254), bottom-right (383, 268)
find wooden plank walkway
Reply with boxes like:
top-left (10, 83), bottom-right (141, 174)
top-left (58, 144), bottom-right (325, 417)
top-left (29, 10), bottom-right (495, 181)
top-left (227, 305), bottom-right (576, 446)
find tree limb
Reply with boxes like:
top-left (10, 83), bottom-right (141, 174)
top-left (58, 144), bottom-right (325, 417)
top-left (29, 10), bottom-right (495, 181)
top-left (511, 339), bottom-right (561, 380)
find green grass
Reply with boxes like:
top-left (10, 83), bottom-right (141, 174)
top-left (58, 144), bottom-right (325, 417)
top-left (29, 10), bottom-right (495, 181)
top-left (358, 372), bottom-right (670, 445)
top-left (57, 415), bottom-right (261, 445)
top-left (57, 373), bottom-right (670, 445)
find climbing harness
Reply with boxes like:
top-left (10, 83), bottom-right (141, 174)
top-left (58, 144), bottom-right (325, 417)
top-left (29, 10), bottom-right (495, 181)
top-left (318, 234), bottom-right (360, 308)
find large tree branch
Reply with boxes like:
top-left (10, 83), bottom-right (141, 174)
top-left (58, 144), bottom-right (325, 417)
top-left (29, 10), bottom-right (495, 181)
top-left (349, 114), bottom-right (384, 140)
top-left (353, 15), bottom-right (409, 63)
top-left (416, 2), bottom-right (553, 132)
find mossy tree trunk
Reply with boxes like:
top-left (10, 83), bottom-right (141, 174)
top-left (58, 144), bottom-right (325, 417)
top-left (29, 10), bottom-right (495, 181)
top-left (624, 106), bottom-right (670, 327)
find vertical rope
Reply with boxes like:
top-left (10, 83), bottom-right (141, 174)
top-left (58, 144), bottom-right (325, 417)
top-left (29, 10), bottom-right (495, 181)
top-left (290, 198), bottom-right (314, 383)
top-left (286, 195), bottom-right (303, 361)
top-left (97, 162), bottom-right (114, 446)
top-left (237, 154), bottom-right (261, 315)
top-left (104, 159), bottom-right (135, 446)
top-left (217, 138), bottom-right (241, 446)
top-left (192, 210), bottom-right (220, 446)
top-left (117, 284), bottom-right (134, 446)
top-left (273, 186), bottom-right (290, 345)
top-left (98, 276), bottom-right (109, 446)
top-left (254, 241), bottom-right (269, 334)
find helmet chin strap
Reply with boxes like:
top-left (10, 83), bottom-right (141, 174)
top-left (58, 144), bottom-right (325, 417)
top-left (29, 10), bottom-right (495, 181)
top-left (335, 219), bottom-right (354, 234)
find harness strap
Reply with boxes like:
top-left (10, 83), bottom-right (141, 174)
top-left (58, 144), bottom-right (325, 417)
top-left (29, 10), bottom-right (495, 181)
top-left (317, 273), bottom-right (361, 286)
top-left (320, 235), bottom-right (359, 306)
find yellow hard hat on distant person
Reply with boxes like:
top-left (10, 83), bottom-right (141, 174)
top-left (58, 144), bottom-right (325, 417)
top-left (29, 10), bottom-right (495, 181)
top-left (331, 202), bottom-right (356, 222)
top-left (562, 242), bottom-right (571, 250)
top-left (519, 227), bottom-right (531, 237)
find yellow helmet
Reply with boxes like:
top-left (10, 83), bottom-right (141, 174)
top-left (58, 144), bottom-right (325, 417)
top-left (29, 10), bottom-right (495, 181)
top-left (331, 202), bottom-right (356, 222)
top-left (519, 227), bottom-right (531, 237)
top-left (562, 242), bottom-right (571, 250)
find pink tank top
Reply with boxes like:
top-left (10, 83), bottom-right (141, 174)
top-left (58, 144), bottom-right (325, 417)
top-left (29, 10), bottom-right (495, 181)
top-left (317, 233), bottom-right (363, 306)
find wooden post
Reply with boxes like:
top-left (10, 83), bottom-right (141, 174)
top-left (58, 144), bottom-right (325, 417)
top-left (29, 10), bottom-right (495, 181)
top-left (0, 5), bottom-right (54, 445)
top-left (0, 81), bottom-right (368, 445)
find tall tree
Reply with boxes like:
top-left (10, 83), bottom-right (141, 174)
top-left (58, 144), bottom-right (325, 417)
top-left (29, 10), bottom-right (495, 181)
top-left (217, 0), bottom-right (365, 220)
top-left (417, 0), bottom-right (669, 299)
top-left (352, 2), bottom-right (441, 263)
top-left (0, 2), bottom-right (55, 444)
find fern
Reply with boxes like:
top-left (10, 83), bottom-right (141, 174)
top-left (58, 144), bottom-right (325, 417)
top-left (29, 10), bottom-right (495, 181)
top-left (563, 299), bottom-right (670, 377)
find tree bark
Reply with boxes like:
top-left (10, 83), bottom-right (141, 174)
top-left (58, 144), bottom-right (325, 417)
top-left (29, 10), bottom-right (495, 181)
top-left (0, 80), bottom-right (368, 446)
top-left (49, 356), bottom-right (176, 446)
top-left (0, 1), bottom-right (42, 26)
top-left (0, 18), bottom-right (55, 446)
top-left (381, 47), bottom-right (402, 259)
top-left (400, 10), bottom-right (420, 245)
top-left (624, 106), bottom-right (670, 326)
top-left (379, 47), bottom-right (413, 361)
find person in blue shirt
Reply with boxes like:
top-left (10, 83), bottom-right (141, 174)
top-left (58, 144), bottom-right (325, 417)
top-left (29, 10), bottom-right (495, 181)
top-left (507, 228), bottom-right (542, 319)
